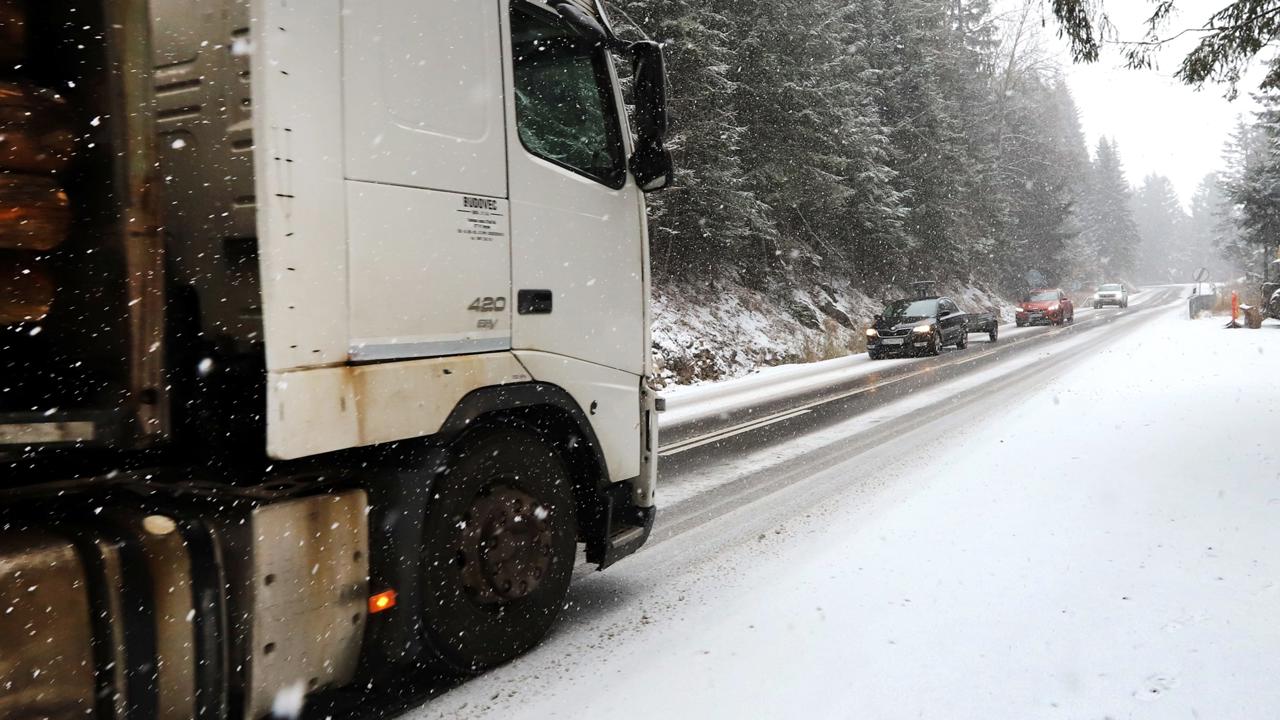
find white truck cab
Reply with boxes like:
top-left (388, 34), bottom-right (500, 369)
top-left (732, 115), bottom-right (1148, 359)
top-left (0, 0), bottom-right (671, 715)
top-left (246, 0), bottom-right (664, 482)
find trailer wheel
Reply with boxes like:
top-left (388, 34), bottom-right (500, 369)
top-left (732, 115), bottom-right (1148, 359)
top-left (418, 426), bottom-right (578, 674)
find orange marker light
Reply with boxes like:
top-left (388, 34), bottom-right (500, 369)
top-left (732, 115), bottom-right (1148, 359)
top-left (368, 590), bottom-right (397, 614)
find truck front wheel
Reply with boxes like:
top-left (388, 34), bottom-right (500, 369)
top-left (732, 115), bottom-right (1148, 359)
top-left (419, 426), bottom-right (578, 674)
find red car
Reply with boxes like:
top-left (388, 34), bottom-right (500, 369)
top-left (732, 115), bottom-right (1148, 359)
top-left (1016, 288), bottom-right (1074, 326)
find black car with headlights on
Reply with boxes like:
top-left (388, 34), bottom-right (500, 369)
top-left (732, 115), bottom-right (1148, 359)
top-left (866, 295), bottom-right (968, 359)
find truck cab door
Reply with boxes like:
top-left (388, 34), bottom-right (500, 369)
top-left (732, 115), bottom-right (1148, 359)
top-left (341, 0), bottom-right (512, 362)
top-left (503, 2), bottom-right (648, 377)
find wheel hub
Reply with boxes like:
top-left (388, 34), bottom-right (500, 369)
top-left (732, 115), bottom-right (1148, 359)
top-left (456, 484), bottom-right (554, 604)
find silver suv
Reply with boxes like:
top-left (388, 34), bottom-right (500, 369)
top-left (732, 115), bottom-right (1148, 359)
top-left (1093, 283), bottom-right (1129, 309)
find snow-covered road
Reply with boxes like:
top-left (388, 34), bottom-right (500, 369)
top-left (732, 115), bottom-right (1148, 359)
top-left (406, 303), bottom-right (1280, 720)
top-left (658, 286), bottom-right (1178, 449)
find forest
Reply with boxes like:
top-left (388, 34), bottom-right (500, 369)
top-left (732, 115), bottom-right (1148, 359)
top-left (1130, 99), bottom-right (1280, 285)
top-left (610, 0), bottom-right (1267, 297)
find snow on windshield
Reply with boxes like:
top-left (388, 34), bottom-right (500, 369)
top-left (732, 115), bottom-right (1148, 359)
top-left (882, 299), bottom-right (939, 318)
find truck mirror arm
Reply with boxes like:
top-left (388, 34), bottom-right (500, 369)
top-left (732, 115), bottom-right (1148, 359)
top-left (546, 0), bottom-right (632, 53)
top-left (547, 0), bottom-right (609, 43)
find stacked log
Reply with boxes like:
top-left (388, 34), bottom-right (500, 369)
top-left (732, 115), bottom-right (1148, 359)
top-left (0, 175), bottom-right (71, 250)
top-left (0, 83), bottom-right (77, 174)
top-left (0, 252), bottom-right (51, 325)
top-left (0, 3), bottom-right (76, 326)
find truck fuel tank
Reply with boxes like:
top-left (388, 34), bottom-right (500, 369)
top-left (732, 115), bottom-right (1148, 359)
top-left (0, 531), bottom-right (98, 720)
top-left (0, 487), bottom-right (370, 720)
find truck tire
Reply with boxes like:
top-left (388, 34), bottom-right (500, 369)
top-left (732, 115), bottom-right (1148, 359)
top-left (418, 426), bottom-right (578, 674)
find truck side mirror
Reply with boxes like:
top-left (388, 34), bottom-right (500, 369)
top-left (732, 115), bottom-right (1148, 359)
top-left (628, 40), bottom-right (673, 192)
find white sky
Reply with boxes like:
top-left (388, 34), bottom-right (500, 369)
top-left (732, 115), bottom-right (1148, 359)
top-left (1030, 0), bottom-right (1265, 205)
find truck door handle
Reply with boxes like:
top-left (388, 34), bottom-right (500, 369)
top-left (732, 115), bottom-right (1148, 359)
top-left (518, 289), bottom-right (553, 315)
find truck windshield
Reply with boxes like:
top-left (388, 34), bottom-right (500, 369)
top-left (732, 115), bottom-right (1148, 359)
top-left (510, 6), bottom-right (626, 188)
top-left (882, 299), bottom-right (938, 319)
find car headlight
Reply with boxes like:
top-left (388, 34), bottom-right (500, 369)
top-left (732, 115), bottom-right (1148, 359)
top-left (913, 324), bottom-right (934, 334)
top-left (1049, 303), bottom-right (1059, 311)
top-left (865, 328), bottom-right (878, 337)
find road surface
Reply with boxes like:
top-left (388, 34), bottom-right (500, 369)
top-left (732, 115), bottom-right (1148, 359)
top-left (345, 290), bottom-right (1280, 719)
top-left (658, 285), bottom-right (1177, 451)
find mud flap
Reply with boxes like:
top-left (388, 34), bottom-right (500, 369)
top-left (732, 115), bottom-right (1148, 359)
top-left (585, 480), bottom-right (656, 569)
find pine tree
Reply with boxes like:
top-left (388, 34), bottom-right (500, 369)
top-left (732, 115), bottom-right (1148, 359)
top-left (1046, 82), bottom-right (1101, 286)
top-left (728, 0), bottom-right (907, 281)
top-left (992, 77), bottom-right (1089, 289)
top-left (872, 0), bottom-right (995, 280)
top-left (985, 3), bottom-right (1087, 289)
top-left (613, 0), bottom-right (775, 279)
top-left (1223, 93), bottom-right (1280, 282)
top-left (825, 0), bottom-right (910, 279)
top-left (1187, 173), bottom-right (1239, 278)
top-left (1132, 174), bottom-right (1192, 282)
top-left (1079, 138), bottom-right (1141, 280)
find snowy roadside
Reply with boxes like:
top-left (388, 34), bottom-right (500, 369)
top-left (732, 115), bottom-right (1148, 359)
top-left (658, 285), bottom-right (1179, 433)
top-left (650, 276), bottom-right (1014, 387)
top-left (417, 306), bottom-right (1280, 720)
top-left (654, 292), bottom-right (1174, 508)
